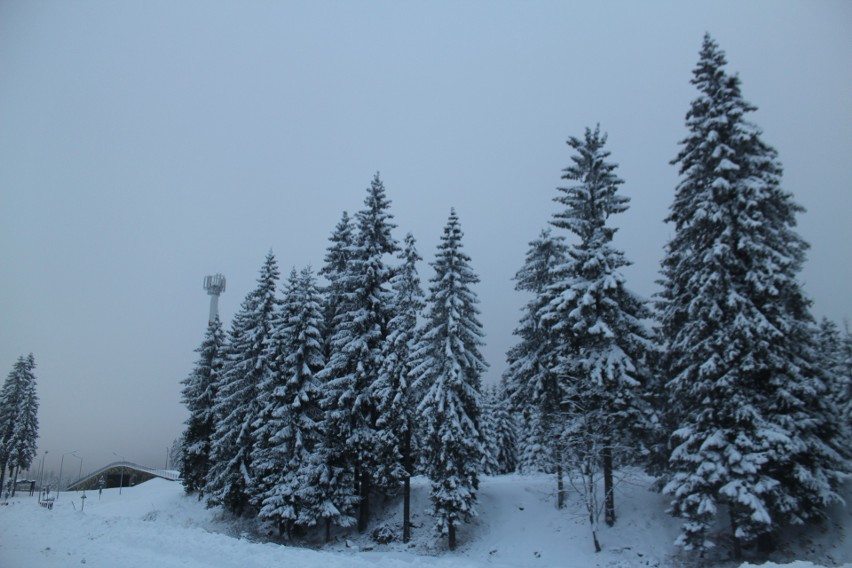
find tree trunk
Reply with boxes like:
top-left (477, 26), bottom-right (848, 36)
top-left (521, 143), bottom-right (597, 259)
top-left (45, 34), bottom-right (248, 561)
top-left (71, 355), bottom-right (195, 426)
top-left (556, 461), bottom-right (565, 509)
top-left (325, 518), bottom-right (331, 543)
top-left (403, 476), bottom-right (411, 543)
top-left (448, 522), bottom-right (456, 551)
top-left (402, 428), bottom-right (412, 543)
top-left (757, 531), bottom-right (776, 555)
top-left (10, 465), bottom-right (18, 497)
top-left (358, 471), bottom-right (370, 532)
top-left (729, 506), bottom-right (742, 560)
top-left (0, 461), bottom-right (6, 499)
top-left (602, 441), bottom-right (615, 527)
top-left (585, 455), bottom-right (601, 553)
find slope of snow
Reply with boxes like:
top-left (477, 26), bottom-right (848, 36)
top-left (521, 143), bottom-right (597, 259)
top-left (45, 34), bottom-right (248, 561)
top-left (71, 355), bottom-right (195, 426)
top-left (0, 473), bottom-right (847, 568)
top-left (372, 473), bottom-right (684, 567)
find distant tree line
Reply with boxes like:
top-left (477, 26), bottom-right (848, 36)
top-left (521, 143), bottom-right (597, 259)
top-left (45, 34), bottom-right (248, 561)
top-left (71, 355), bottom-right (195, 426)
top-left (179, 34), bottom-right (850, 560)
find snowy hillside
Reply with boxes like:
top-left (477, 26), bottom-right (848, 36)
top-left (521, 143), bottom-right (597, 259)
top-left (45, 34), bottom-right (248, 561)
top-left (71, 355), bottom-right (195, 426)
top-left (0, 473), bottom-right (848, 568)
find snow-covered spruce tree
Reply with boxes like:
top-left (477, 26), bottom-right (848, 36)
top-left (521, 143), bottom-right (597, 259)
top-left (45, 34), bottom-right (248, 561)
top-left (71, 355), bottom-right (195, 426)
top-left (320, 211), bottom-right (354, 355)
top-left (491, 384), bottom-right (519, 474)
top-left (0, 358), bottom-right (22, 494)
top-left (503, 228), bottom-right (569, 506)
top-left (542, 125), bottom-right (653, 529)
top-left (373, 232), bottom-right (425, 542)
top-left (480, 385), bottom-right (518, 475)
top-left (815, 318), bottom-right (852, 458)
top-left (0, 354), bottom-right (39, 497)
top-left (318, 173), bottom-right (398, 532)
top-left (254, 267), bottom-right (327, 537)
top-left (297, 213), bottom-right (364, 541)
top-left (249, 267), bottom-right (298, 529)
top-left (206, 251), bottom-right (280, 517)
top-left (180, 317), bottom-right (224, 498)
top-left (412, 209), bottom-right (487, 551)
top-left (658, 35), bottom-right (848, 557)
top-left (168, 438), bottom-right (181, 471)
top-left (842, 322), bottom-right (852, 428)
top-left (12, 359), bottom-right (38, 499)
top-left (479, 386), bottom-right (501, 476)
top-left (295, 423), bottom-right (359, 542)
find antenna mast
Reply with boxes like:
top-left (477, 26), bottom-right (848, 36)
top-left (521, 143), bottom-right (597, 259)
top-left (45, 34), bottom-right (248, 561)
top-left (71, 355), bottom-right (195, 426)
top-left (203, 274), bottom-right (226, 325)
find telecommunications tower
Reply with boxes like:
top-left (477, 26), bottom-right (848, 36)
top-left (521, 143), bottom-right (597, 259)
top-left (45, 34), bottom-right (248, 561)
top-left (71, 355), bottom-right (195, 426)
top-left (203, 274), bottom-right (226, 325)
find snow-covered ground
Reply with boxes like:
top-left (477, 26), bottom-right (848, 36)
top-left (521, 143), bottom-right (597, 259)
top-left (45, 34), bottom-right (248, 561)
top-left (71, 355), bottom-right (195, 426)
top-left (0, 472), bottom-right (848, 568)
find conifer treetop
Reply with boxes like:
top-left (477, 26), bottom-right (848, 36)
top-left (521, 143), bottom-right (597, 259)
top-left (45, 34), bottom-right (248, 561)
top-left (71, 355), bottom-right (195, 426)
top-left (553, 125), bottom-right (628, 244)
top-left (321, 211), bottom-right (353, 281)
top-left (355, 172), bottom-right (398, 259)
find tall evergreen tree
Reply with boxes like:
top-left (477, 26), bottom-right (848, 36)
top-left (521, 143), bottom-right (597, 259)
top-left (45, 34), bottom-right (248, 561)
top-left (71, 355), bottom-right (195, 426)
top-left (503, 228), bottom-right (569, 506)
top-left (479, 385), bottom-right (518, 475)
top-left (373, 232), bottom-right (425, 542)
top-left (168, 438), bottom-right (181, 471)
top-left (479, 386), bottom-right (502, 477)
top-left (1, 357), bottom-right (21, 494)
top-left (249, 268), bottom-right (298, 526)
top-left (295, 424), bottom-right (359, 542)
top-left (412, 209), bottom-right (487, 551)
top-left (319, 173), bottom-right (398, 532)
top-left (298, 210), bottom-right (361, 541)
top-left (207, 251), bottom-right (279, 516)
top-left (320, 211), bottom-right (354, 354)
top-left (842, 322), bottom-right (852, 427)
top-left (815, 318), bottom-right (852, 455)
top-left (0, 354), bottom-right (39, 497)
top-left (541, 126), bottom-right (653, 528)
top-left (180, 317), bottom-right (224, 498)
top-left (658, 35), bottom-right (847, 556)
top-left (255, 267), bottom-right (327, 536)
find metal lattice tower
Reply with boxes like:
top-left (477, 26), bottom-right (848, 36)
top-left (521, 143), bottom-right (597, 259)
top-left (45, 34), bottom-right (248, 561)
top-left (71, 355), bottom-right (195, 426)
top-left (203, 274), bottom-right (226, 325)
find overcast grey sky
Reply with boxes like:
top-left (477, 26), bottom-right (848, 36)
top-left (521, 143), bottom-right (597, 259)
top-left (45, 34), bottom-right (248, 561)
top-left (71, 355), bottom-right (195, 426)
top-left (1, 1), bottom-right (850, 476)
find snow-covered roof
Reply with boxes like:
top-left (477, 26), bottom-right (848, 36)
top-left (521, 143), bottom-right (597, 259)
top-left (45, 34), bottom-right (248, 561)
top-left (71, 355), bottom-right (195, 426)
top-left (65, 461), bottom-right (179, 490)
